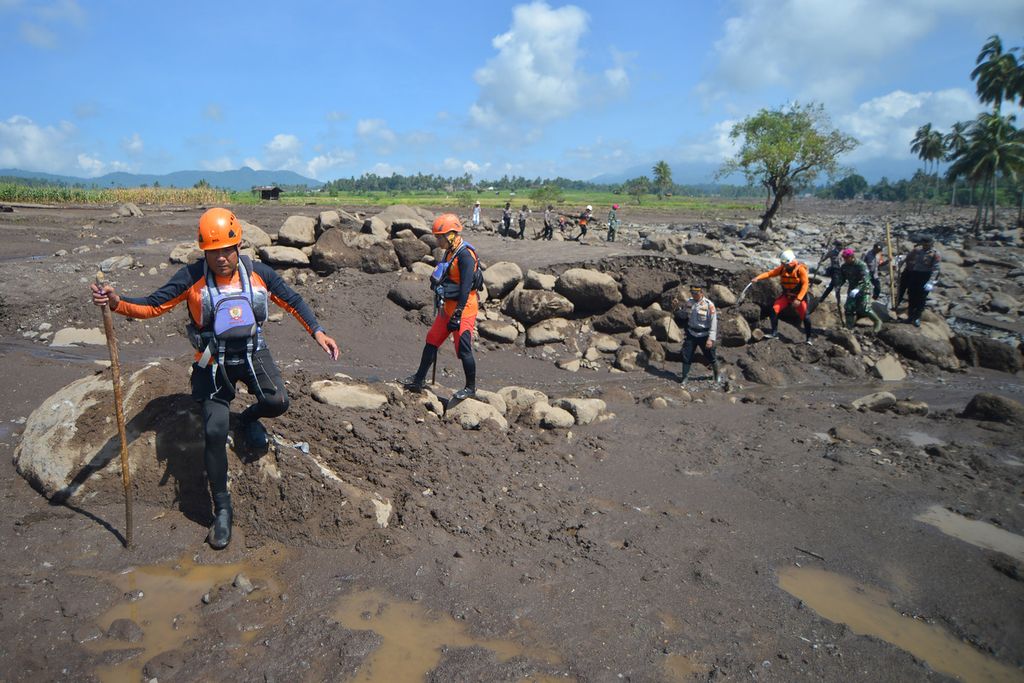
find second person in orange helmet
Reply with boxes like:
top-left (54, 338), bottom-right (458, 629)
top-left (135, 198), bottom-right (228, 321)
top-left (402, 213), bottom-right (483, 401)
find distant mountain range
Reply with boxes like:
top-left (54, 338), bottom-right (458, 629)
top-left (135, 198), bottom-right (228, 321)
top-left (0, 166), bottom-right (323, 192)
top-left (590, 158), bottom-right (921, 185)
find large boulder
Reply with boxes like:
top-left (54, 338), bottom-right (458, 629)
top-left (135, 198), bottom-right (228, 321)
top-left (239, 220), bottom-right (272, 249)
top-left (392, 238), bottom-right (431, 269)
top-left (718, 314), bottom-right (751, 347)
top-left (483, 262), bottom-right (523, 298)
top-left (970, 335), bottom-right (1022, 374)
top-left (961, 393), bottom-right (1024, 425)
top-left (851, 391), bottom-right (897, 412)
top-left (619, 268), bottom-right (677, 307)
top-left (593, 304), bottom-right (636, 334)
top-left (524, 269), bottom-right (556, 291)
top-left (445, 398), bottom-right (508, 430)
top-left (872, 354), bottom-right (907, 381)
top-left (359, 242), bottom-right (400, 274)
top-left (708, 284), bottom-right (737, 307)
top-left (316, 210), bottom-right (342, 236)
top-left (503, 289), bottom-right (574, 325)
top-left (311, 381), bottom-right (389, 410)
top-left (362, 216), bottom-right (390, 239)
top-left (259, 246), bottom-right (309, 267)
top-left (878, 326), bottom-right (959, 371)
top-left (170, 242), bottom-right (203, 264)
top-left (478, 320), bottom-right (520, 344)
top-left (651, 315), bottom-right (682, 344)
top-left (550, 398), bottom-right (607, 425)
top-left (278, 215), bottom-right (317, 247)
top-left (523, 402), bottom-right (575, 429)
top-left (526, 318), bottom-right (573, 346)
top-left (387, 277), bottom-right (433, 310)
top-left (310, 229), bottom-right (361, 273)
top-left (497, 386), bottom-right (548, 413)
top-left (377, 205), bottom-right (430, 237)
top-left (555, 268), bottom-right (622, 313)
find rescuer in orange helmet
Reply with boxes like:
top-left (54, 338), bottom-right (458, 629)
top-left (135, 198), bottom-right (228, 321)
top-left (90, 207), bottom-right (339, 550)
top-left (401, 213), bottom-right (482, 401)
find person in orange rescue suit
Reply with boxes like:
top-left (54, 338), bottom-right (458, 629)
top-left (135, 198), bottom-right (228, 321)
top-left (90, 208), bottom-right (339, 551)
top-left (402, 213), bottom-right (481, 401)
top-left (751, 249), bottom-right (814, 343)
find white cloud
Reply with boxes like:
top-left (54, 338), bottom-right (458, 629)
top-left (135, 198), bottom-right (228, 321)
top-left (0, 115), bottom-right (77, 171)
top-left (76, 153), bottom-right (103, 175)
top-left (263, 133), bottom-right (303, 169)
top-left (326, 110), bottom-right (347, 122)
top-left (442, 157), bottom-right (483, 175)
top-left (20, 22), bottom-right (56, 48)
top-left (356, 118), bottom-right (397, 153)
top-left (122, 132), bottom-right (143, 155)
top-left (604, 48), bottom-right (631, 90)
top-left (200, 156), bottom-right (234, 172)
top-left (469, 2), bottom-right (593, 128)
top-left (242, 157), bottom-right (263, 170)
top-left (306, 149), bottom-right (356, 180)
top-left (674, 120), bottom-right (740, 165)
top-left (369, 162), bottom-right (401, 176)
top-left (703, 0), bottom-right (1024, 104)
top-left (38, 0), bottom-right (85, 25)
top-left (839, 88), bottom-right (982, 161)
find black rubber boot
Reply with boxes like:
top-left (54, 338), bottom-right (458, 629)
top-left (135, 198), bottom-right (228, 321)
top-left (241, 417), bottom-right (268, 450)
top-left (712, 361), bottom-right (721, 384)
top-left (452, 387), bottom-right (476, 401)
top-left (767, 311), bottom-right (779, 338)
top-left (208, 492), bottom-right (232, 550)
top-left (680, 363), bottom-right (691, 384)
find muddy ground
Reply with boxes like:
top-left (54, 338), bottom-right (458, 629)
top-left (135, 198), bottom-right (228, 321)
top-left (0, 200), bottom-right (1022, 683)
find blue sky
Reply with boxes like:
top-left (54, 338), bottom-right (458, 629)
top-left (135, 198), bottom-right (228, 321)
top-left (2, 0), bottom-right (1022, 182)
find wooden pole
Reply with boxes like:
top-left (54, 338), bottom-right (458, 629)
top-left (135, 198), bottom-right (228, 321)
top-left (885, 222), bottom-right (897, 311)
top-left (96, 274), bottom-right (133, 548)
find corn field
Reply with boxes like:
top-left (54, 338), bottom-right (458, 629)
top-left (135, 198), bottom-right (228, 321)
top-left (0, 184), bottom-right (229, 205)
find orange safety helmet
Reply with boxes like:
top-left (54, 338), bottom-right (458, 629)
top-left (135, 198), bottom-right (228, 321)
top-left (197, 207), bottom-right (242, 250)
top-left (432, 213), bottom-right (463, 235)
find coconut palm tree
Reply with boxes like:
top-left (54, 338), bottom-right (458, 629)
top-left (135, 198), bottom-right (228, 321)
top-left (971, 35), bottom-right (1019, 114)
top-left (910, 123), bottom-right (946, 199)
top-left (946, 113), bottom-right (1024, 232)
top-left (944, 121), bottom-right (969, 205)
top-left (652, 161), bottom-right (673, 200)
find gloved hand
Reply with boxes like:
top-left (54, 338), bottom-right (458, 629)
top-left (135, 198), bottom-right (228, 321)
top-left (849, 288), bottom-right (860, 298)
top-left (924, 282), bottom-right (934, 292)
top-left (447, 308), bottom-right (463, 331)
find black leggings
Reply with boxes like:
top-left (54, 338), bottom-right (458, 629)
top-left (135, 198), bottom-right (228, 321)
top-left (191, 347), bottom-right (289, 495)
top-left (413, 330), bottom-right (476, 389)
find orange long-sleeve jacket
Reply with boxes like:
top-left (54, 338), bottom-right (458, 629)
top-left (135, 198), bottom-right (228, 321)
top-left (754, 262), bottom-right (810, 301)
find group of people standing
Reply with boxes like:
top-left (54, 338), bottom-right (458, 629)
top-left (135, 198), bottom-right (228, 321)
top-left (471, 201), bottom-right (620, 242)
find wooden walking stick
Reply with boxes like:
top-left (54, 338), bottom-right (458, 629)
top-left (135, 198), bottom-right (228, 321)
top-left (96, 273), bottom-right (134, 548)
top-left (885, 222), bottom-right (897, 311)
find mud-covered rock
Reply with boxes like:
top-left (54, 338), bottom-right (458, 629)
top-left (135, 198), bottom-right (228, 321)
top-left (523, 401), bottom-right (575, 429)
top-left (960, 335), bottom-right (1023, 374)
top-left (639, 334), bottom-right (666, 362)
top-left (526, 317), bottom-right (573, 346)
top-left (736, 357), bottom-right (784, 386)
top-left (961, 392), bottom-right (1024, 425)
top-left (239, 219), bottom-right (272, 248)
top-left (387, 277), bottom-right (432, 311)
top-left (593, 304), bottom-right (635, 333)
top-left (878, 326), bottom-right (959, 371)
top-left (502, 289), bottom-right (574, 325)
top-left (478, 320), bottom-right (519, 344)
top-left (619, 268), bottom-right (677, 306)
top-left (392, 238), bottom-right (431, 269)
top-left (524, 269), bottom-right (556, 290)
top-left (872, 354), bottom-right (907, 381)
top-left (446, 398), bottom-right (508, 430)
top-left (310, 381), bottom-right (389, 410)
top-left (497, 386), bottom-right (548, 412)
top-left (651, 315), bottom-right (682, 343)
top-left (377, 205), bottom-right (430, 236)
top-left (278, 215), bottom-right (317, 247)
top-left (484, 262), bottom-right (523, 298)
top-left (555, 268), bottom-right (622, 313)
top-left (851, 391), bottom-right (897, 412)
top-left (719, 314), bottom-right (751, 347)
top-left (550, 398), bottom-right (607, 425)
top-left (709, 284), bottom-right (737, 307)
top-left (258, 246), bottom-right (309, 267)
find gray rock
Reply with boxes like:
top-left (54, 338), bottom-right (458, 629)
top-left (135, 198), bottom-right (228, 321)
top-left (709, 284), bottom-right (737, 306)
top-left (555, 268), bottom-right (622, 313)
top-left (502, 289), bottom-right (574, 325)
top-left (316, 210), bottom-right (341, 236)
top-left (524, 269), bottom-right (556, 290)
top-left (483, 262), bottom-right (523, 298)
top-left (593, 304), bottom-right (636, 333)
top-left (961, 392), bottom-right (1024, 425)
top-left (878, 326), bottom-right (958, 371)
top-left (497, 386), bottom-right (548, 412)
top-left (377, 205), bottom-right (430, 236)
top-left (446, 398), bottom-right (508, 430)
top-left (651, 315), bottom-right (682, 344)
top-left (719, 314), bottom-right (751, 347)
top-left (169, 242), bottom-right (202, 264)
top-left (478, 320), bottom-right (519, 343)
top-left (614, 347), bottom-right (641, 371)
top-left (387, 277), bottom-right (433, 310)
top-left (50, 328), bottom-right (107, 347)
top-left (239, 220), bottom-right (271, 249)
top-left (851, 391), bottom-right (897, 412)
top-left (363, 216), bottom-right (390, 239)
top-left (392, 238), bottom-right (431, 269)
top-left (619, 268), bottom-right (677, 306)
top-left (968, 335), bottom-right (1022, 374)
top-left (639, 334), bottom-right (666, 362)
top-left (988, 292), bottom-right (1019, 314)
top-left (526, 318), bottom-right (573, 346)
top-left (872, 354), bottom-right (906, 381)
top-left (310, 381), bottom-right (389, 410)
top-left (106, 618), bottom-right (144, 643)
top-left (258, 246), bottom-right (309, 267)
top-left (550, 398), bottom-right (606, 425)
top-left (591, 333), bottom-right (620, 353)
top-left (278, 216), bottom-right (317, 246)
top-left (310, 229), bottom-right (360, 273)
top-left (523, 402), bottom-right (575, 429)
top-left (99, 255), bottom-right (135, 272)
top-left (116, 203), bottom-right (143, 217)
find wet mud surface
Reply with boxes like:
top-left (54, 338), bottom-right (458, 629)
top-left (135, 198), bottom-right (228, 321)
top-left (0, 201), bottom-right (1022, 682)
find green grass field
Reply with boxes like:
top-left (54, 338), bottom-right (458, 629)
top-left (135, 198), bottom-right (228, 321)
top-left (226, 189), bottom-right (759, 213)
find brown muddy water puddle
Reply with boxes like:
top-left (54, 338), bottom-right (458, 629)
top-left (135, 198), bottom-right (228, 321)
top-left (84, 550), bottom-right (281, 683)
top-left (916, 505), bottom-right (1024, 562)
top-left (778, 566), bottom-right (1024, 682)
top-left (333, 588), bottom-right (565, 682)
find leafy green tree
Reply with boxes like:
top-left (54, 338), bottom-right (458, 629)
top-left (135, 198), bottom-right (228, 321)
top-left (194, 179), bottom-right (210, 189)
top-left (625, 176), bottom-right (650, 205)
top-left (946, 112), bottom-right (1024, 231)
top-left (529, 184), bottom-right (565, 204)
top-left (652, 160), bottom-right (672, 199)
top-left (718, 102), bottom-right (858, 230)
top-left (829, 173), bottom-right (868, 199)
top-left (971, 35), bottom-right (1019, 114)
